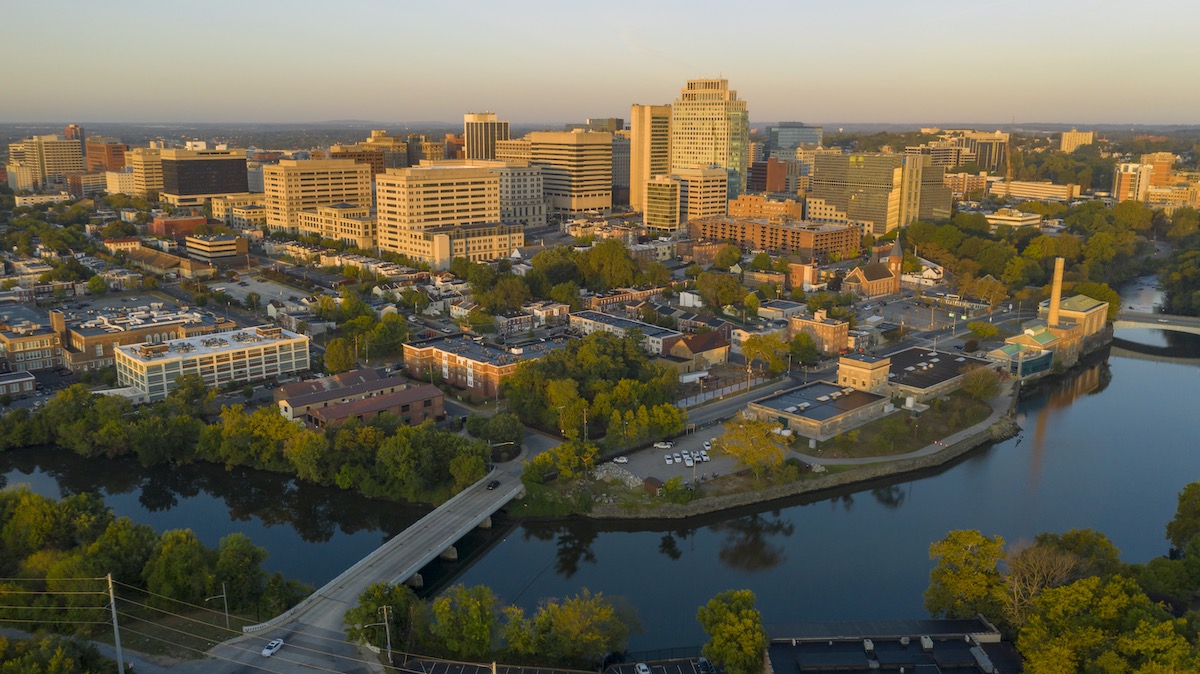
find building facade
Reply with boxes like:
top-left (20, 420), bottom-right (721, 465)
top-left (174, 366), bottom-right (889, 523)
top-left (464, 112), bottom-right (510, 160)
top-left (688, 216), bottom-right (858, 259)
top-left (0, 327), bottom-right (63, 372)
top-left (185, 234), bottom-right (249, 266)
top-left (789, 310), bottom-right (849, 355)
top-left (728, 194), bottom-right (805, 220)
top-left (115, 326), bottom-right (310, 402)
top-left (529, 131), bottom-right (613, 215)
top-left (297, 203), bottom-right (377, 249)
top-left (629, 104), bottom-right (672, 212)
top-left (670, 79), bottom-right (750, 196)
top-left (263, 159), bottom-right (373, 233)
top-left (159, 148), bottom-right (249, 207)
top-left (402, 335), bottom-right (567, 400)
top-left (128, 148), bottom-right (164, 199)
top-left (1060, 129), bottom-right (1095, 154)
top-left (86, 138), bottom-right (128, 172)
top-left (569, 311), bottom-right (683, 355)
top-left (492, 163), bottom-right (546, 228)
top-left (644, 176), bottom-right (682, 233)
top-left (810, 153), bottom-right (950, 236)
top-left (1113, 163), bottom-right (1153, 203)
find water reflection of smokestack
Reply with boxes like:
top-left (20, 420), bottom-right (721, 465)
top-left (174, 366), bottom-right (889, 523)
top-left (1030, 362), bottom-right (1103, 488)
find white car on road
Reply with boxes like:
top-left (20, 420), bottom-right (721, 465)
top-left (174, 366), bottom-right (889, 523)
top-left (262, 639), bottom-right (284, 657)
top-left (612, 456), bottom-right (629, 464)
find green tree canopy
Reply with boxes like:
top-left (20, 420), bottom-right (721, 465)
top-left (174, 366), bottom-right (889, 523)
top-left (696, 589), bottom-right (767, 674)
top-left (924, 529), bottom-right (1005, 620)
top-left (324, 337), bottom-right (356, 373)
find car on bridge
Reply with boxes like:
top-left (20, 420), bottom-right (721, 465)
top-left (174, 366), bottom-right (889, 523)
top-left (486, 480), bottom-right (500, 490)
top-left (261, 638), bottom-right (284, 656)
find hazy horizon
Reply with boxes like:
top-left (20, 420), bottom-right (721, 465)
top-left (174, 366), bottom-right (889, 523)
top-left (2, 0), bottom-right (1198, 126)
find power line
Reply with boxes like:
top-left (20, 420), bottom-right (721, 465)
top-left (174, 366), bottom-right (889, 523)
top-left (0, 604), bottom-right (108, 611)
top-left (0, 589), bottom-right (107, 595)
top-left (116, 624), bottom-right (330, 674)
top-left (0, 617), bottom-right (113, 627)
top-left (0, 576), bottom-right (108, 582)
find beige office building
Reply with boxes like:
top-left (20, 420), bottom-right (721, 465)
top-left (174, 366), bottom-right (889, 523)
top-left (644, 176), bottom-right (681, 233)
top-left (464, 113), bottom-right (510, 160)
top-left (529, 130), bottom-right (613, 215)
top-left (1113, 163), bottom-right (1154, 203)
top-left (677, 166), bottom-right (728, 222)
top-left (1141, 152), bottom-right (1175, 188)
top-left (1060, 129), bottom-right (1095, 154)
top-left (211, 193), bottom-right (267, 223)
top-left (670, 79), bottom-right (749, 196)
top-left (493, 163), bottom-right (546, 228)
top-left (297, 203), bottom-right (377, 249)
top-left (128, 148), bottom-right (164, 199)
top-left (8, 135), bottom-right (85, 188)
top-left (106, 170), bottom-right (137, 196)
top-left (115, 326), bottom-right (310, 402)
top-left (629, 104), bottom-right (672, 212)
top-left (375, 161), bottom-right (521, 266)
top-left (263, 159), bottom-right (373, 233)
top-left (495, 138), bottom-right (532, 164)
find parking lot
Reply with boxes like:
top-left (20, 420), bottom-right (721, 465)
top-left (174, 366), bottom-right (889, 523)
top-left (607, 658), bottom-right (712, 674)
top-left (608, 425), bottom-right (737, 486)
top-left (400, 659), bottom-right (585, 674)
top-left (209, 272), bottom-right (300, 308)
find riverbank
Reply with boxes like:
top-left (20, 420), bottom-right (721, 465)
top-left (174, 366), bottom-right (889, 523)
top-left (585, 383), bottom-right (1021, 520)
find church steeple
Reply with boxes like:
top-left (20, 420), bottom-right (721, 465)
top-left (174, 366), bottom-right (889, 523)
top-left (888, 238), bottom-right (903, 294)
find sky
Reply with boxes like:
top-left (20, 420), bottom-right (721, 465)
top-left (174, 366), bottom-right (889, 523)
top-left (2, 0), bottom-right (1198, 126)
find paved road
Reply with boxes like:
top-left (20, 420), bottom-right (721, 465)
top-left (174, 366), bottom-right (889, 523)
top-left (179, 434), bottom-right (548, 674)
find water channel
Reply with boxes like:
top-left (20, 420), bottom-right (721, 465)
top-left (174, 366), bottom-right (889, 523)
top-left (3, 278), bottom-right (1199, 651)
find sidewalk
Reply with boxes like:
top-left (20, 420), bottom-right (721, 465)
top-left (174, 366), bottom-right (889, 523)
top-left (792, 382), bottom-right (1016, 466)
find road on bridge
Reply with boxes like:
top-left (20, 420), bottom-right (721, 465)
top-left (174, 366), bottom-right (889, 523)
top-left (174, 454), bottom-right (532, 673)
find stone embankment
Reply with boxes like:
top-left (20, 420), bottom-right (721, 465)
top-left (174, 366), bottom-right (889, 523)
top-left (589, 411), bottom-right (1021, 520)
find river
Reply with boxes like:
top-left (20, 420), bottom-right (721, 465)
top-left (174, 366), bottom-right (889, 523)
top-left (4, 278), bottom-right (1199, 652)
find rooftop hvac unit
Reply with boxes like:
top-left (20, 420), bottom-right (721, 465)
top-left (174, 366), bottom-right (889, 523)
top-left (785, 406), bottom-right (798, 413)
top-left (905, 366), bottom-right (915, 371)
top-left (817, 395), bottom-right (830, 402)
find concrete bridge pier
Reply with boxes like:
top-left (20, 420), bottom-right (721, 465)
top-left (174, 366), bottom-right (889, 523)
top-left (439, 546), bottom-right (458, 561)
top-left (479, 516), bottom-right (492, 529)
top-left (404, 573), bottom-right (423, 589)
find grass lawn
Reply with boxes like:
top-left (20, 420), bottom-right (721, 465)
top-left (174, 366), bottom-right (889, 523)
top-left (811, 392), bottom-right (991, 459)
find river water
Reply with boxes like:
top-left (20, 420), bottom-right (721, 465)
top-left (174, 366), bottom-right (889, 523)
top-left (4, 279), bottom-right (1199, 651)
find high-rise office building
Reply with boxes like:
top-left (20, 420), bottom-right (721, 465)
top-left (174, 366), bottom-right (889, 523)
top-left (644, 176), bottom-right (681, 233)
top-left (375, 161), bottom-right (521, 267)
top-left (406, 135), bottom-right (446, 165)
top-left (63, 124), bottom-right (85, 142)
top-left (329, 145), bottom-right (387, 176)
top-left (1112, 163), bottom-right (1154, 203)
top-left (1060, 129), bottom-right (1095, 154)
top-left (362, 130), bottom-right (409, 169)
top-left (677, 166), bottom-right (729, 223)
top-left (529, 130), bottom-right (613, 215)
top-left (768, 122), bottom-right (824, 158)
top-left (1141, 152), bottom-right (1175, 188)
top-left (810, 154), bottom-right (950, 236)
top-left (960, 131), bottom-right (1008, 172)
top-left (128, 148), bottom-right (163, 199)
top-left (8, 135), bottom-right (85, 188)
top-left (159, 148), bottom-right (249, 207)
top-left (493, 164), bottom-right (546, 228)
top-left (629, 104), bottom-right (672, 212)
top-left (464, 113), bottom-right (510, 160)
top-left (611, 135), bottom-right (631, 206)
top-left (496, 138), bottom-right (532, 165)
top-left (670, 79), bottom-right (750, 197)
top-left (85, 138), bottom-right (128, 172)
top-left (263, 159), bottom-right (373, 233)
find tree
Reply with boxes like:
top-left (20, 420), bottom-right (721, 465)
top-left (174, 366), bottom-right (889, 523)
top-left (961, 366), bottom-right (1000, 401)
top-left (1001, 541), bottom-right (1081, 630)
top-left (750, 252), bottom-right (773, 271)
top-left (524, 589), bottom-right (630, 664)
top-left (696, 590), bottom-right (767, 674)
top-left (967, 321), bottom-right (998, 340)
top-left (716, 418), bottom-right (788, 480)
top-left (215, 532), bottom-right (268, 610)
top-left (142, 529), bottom-right (215, 605)
top-left (1166, 481), bottom-right (1200, 550)
top-left (924, 529), bottom-right (1005, 621)
top-left (714, 245), bottom-right (742, 270)
top-left (432, 584), bottom-right (499, 660)
top-left (685, 263), bottom-right (704, 279)
top-left (789, 333), bottom-right (820, 366)
top-left (324, 337), bottom-right (356, 373)
top-left (344, 582), bottom-right (422, 651)
top-left (244, 291), bottom-right (261, 312)
top-left (742, 293), bottom-right (760, 319)
top-left (85, 276), bottom-right (108, 295)
top-left (697, 272), bottom-right (742, 309)
top-left (1071, 282), bottom-right (1121, 321)
top-left (1018, 576), bottom-right (1196, 673)
top-left (742, 333), bottom-right (787, 375)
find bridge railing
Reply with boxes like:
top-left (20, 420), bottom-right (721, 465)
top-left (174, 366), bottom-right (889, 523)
top-left (240, 463), bottom-right (503, 634)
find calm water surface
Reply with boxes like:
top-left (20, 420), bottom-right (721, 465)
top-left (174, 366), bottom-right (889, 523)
top-left (3, 278), bottom-right (1199, 650)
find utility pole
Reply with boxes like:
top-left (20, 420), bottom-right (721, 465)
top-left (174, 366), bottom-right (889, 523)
top-left (107, 574), bottom-right (125, 673)
top-left (379, 605), bottom-right (394, 665)
top-left (205, 582), bottom-right (230, 629)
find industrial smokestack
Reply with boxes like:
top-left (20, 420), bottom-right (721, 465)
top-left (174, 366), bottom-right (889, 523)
top-left (1048, 257), bottom-right (1064, 327)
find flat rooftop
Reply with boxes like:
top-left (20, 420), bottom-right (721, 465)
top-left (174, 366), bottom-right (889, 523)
top-left (887, 347), bottom-right (989, 391)
top-left (752, 381), bottom-right (885, 422)
top-left (66, 308), bottom-right (226, 337)
top-left (571, 310), bottom-right (683, 339)
top-left (407, 334), bottom-right (567, 367)
top-left (115, 325), bottom-right (306, 363)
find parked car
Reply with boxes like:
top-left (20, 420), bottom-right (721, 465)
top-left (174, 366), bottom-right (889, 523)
top-left (672, 452), bottom-right (682, 463)
top-left (653, 441), bottom-right (673, 450)
top-left (636, 664), bottom-right (651, 674)
top-left (612, 456), bottom-right (629, 464)
top-left (261, 639), bottom-right (284, 657)
top-left (684, 455), bottom-right (694, 467)
top-left (703, 441), bottom-right (711, 450)
top-left (665, 455), bottom-right (673, 465)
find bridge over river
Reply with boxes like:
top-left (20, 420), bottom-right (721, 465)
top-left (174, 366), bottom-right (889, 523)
top-left (1113, 310), bottom-right (1200, 336)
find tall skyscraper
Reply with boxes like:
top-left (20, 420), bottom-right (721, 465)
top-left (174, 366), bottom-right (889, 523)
top-left (8, 135), bottom-right (85, 188)
top-left (644, 176), bottom-right (681, 233)
top-left (611, 134), bottom-right (630, 206)
top-left (810, 154), bottom-right (950, 236)
top-left (669, 79), bottom-right (750, 197)
top-left (629, 104), bottom-right (672, 212)
top-left (128, 148), bottom-right (163, 199)
top-left (529, 130), bottom-right (613, 215)
top-left (676, 166), bottom-right (728, 223)
top-left (263, 159), bottom-right (373, 233)
top-left (464, 113), bottom-right (510, 160)
top-left (1140, 152), bottom-right (1175, 188)
top-left (85, 138), bottom-right (128, 172)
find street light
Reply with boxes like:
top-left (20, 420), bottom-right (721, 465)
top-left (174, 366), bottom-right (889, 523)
top-left (204, 582), bottom-right (229, 629)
